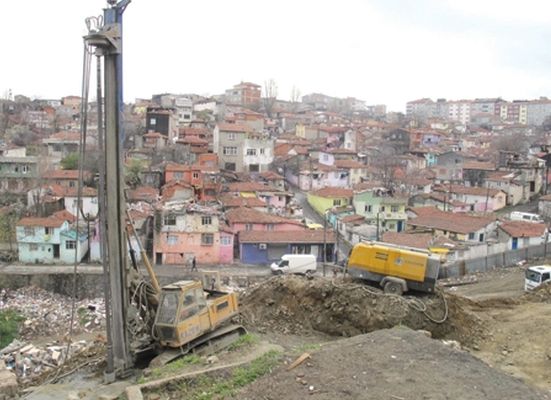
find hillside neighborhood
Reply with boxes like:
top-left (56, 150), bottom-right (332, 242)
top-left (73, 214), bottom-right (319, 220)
top-left (2, 87), bottom-right (551, 275)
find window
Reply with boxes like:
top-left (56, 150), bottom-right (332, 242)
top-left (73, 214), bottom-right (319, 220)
top-left (246, 148), bottom-right (257, 156)
top-left (323, 154), bottom-right (329, 161)
top-left (259, 148), bottom-right (265, 155)
top-left (249, 164), bottom-right (259, 172)
top-left (365, 205), bottom-right (372, 212)
top-left (220, 236), bottom-right (232, 245)
top-left (267, 224), bottom-right (275, 231)
top-left (167, 235), bottom-right (178, 245)
top-left (227, 132), bottom-right (235, 141)
top-left (174, 172), bottom-right (183, 180)
top-left (380, 206), bottom-right (386, 212)
top-left (69, 181), bottom-right (75, 188)
top-left (333, 199), bottom-right (342, 206)
top-left (24, 227), bottom-right (35, 236)
top-left (223, 146), bottom-right (237, 156)
top-left (66, 240), bottom-right (76, 250)
top-left (45, 227), bottom-right (52, 235)
top-left (22, 165), bottom-right (29, 174)
top-left (201, 216), bottom-right (212, 225)
top-left (91, 197), bottom-right (98, 204)
top-left (163, 214), bottom-right (176, 226)
top-left (391, 206), bottom-right (399, 212)
top-left (201, 233), bottom-right (214, 245)
top-left (468, 232), bottom-right (475, 240)
top-left (150, 118), bottom-right (156, 125)
top-left (245, 223), bottom-right (253, 231)
top-left (192, 172), bottom-right (199, 179)
top-left (29, 244), bottom-right (38, 251)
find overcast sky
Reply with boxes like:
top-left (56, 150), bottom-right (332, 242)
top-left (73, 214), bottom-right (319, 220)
top-left (1, 0), bottom-right (550, 111)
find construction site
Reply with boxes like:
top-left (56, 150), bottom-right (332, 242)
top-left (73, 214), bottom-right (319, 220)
top-left (2, 1), bottom-right (551, 399)
top-left (0, 265), bottom-right (551, 399)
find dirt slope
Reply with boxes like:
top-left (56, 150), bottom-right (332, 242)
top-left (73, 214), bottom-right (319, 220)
top-left (239, 275), bottom-right (485, 345)
top-left (238, 327), bottom-right (549, 400)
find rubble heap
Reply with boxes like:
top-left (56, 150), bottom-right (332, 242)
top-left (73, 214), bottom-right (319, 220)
top-left (239, 275), bottom-right (485, 344)
top-left (0, 338), bottom-right (98, 384)
top-left (0, 286), bottom-right (105, 339)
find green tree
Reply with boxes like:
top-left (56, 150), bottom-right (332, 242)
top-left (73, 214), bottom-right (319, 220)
top-left (125, 158), bottom-right (144, 188)
top-left (0, 209), bottom-right (19, 251)
top-left (60, 153), bottom-right (80, 170)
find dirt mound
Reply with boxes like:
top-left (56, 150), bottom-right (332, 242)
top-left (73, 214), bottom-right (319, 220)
top-left (237, 327), bottom-right (549, 400)
top-left (239, 276), bottom-right (485, 344)
top-left (523, 281), bottom-right (551, 303)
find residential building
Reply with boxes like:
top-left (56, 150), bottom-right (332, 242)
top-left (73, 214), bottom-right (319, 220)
top-left (145, 106), bottom-right (179, 143)
top-left (224, 82), bottom-right (261, 107)
top-left (307, 187), bottom-right (353, 215)
top-left (154, 203), bottom-right (231, 265)
top-left (43, 132), bottom-right (80, 159)
top-left (214, 123), bottom-right (274, 173)
top-left (353, 188), bottom-right (408, 233)
top-left (225, 207), bottom-right (304, 234)
top-left (498, 221), bottom-right (548, 250)
top-left (0, 155), bottom-right (41, 195)
top-left (16, 217), bottom-right (88, 264)
top-left (407, 206), bottom-right (496, 242)
top-left (433, 184), bottom-right (507, 212)
top-left (238, 229), bottom-right (336, 264)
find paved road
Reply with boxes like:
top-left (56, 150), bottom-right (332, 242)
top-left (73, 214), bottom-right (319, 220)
top-left (0, 263), bottom-right (272, 277)
top-left (288, 184), bottom-right (352, 261)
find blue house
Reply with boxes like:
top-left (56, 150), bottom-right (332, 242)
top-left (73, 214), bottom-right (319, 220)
top-left (238, 230), bottom-right (336, 265)
top-left (16, 217), bottom-right (88, 264)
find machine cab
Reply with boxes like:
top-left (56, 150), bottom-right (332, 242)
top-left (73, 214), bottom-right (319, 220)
top-left (525, 265), bottom-right (551, 291)
top-left (154, 280), bottom-right (209, 347)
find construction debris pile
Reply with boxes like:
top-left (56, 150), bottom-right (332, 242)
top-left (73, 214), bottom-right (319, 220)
top-left (0, 286), bottom-right (105, 339)
top-left (0, 338), bottom-right (97, 383)
top-left (239, 275), bottom-right (485, 344)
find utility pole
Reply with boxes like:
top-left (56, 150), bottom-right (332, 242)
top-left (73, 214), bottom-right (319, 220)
top-left (323, 211), bottom-right (327, 276)
top-left (85, 0), bottom-right (132, 378)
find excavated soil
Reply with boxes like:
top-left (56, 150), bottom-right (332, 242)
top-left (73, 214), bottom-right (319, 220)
top-left (237, 327), bottom-right (549, 400)
top-left (239, 275), bottom-right (485, 345)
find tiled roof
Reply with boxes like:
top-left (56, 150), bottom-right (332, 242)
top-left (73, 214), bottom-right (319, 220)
top-left (334, 159), bottom-right (365, 169)
top-left (219, 196), bottom-right (267, 208)
top-left (408, 207), bottom-right (494, 234)
top-left (259, 171), bottom-right (284, 181)
top-left (47, 131), bottom-right (80, 141)
top-left (165, 162), bottom-right (191, 172)
top-left (178, 136), bottom-right (208, 145)
top-left (51, 210), bottom-right (76, 223)
top-left (45, 170), bottom-right (79, 179)
top-left (217, 123), bottom-right (251, 133)
top-left (462, 161), bottom-right (496, 171)
top-left (381, 232), bottom-right (433, 249)
top-left (128, 186), bottom-right (159, 201)
top-left (18, 217), bottom-right (65, 228)
top-left (143, 131), bottom-right (166, 138)
top-left (310, 187), bottom-right (353, 198)
top-left (499, 221), bottom-right (547, 238)
top-left (239, 229), bottom-right (335, 244)
top-left (226, 207), bottom-right (303, 225)
top-left (224, 182), bottom-right (275, 193)
top-left (434, 184), bottom-right (502, 197)
top-left (340, 214), bottom-right (365, 224)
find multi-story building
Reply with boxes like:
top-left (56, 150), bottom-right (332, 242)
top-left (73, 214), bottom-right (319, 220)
top-left (145, 106), bottom-right (179, 143)
top-left (224, 82), bottom-right (261, 107)
top-left (0, 155), bottom-right (41, 195)
top-left (526, 99), bottom-right (551, 126)
top-left (213, 123), bottom-right (273, 173)
top-left (447, 100), bottom-right (471, 124)
top-left (353, 188), bottom-right (408, 233)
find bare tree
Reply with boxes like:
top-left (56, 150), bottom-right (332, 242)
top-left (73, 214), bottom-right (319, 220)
top-left (263, 79), bottom-right (278, 118)
top-left (290, 86), bottom-right (301, 103)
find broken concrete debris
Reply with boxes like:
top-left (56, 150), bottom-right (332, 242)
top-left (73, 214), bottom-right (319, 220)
top-left (0, 286), bottom-right (106, 339)
top-left (0, 286), bottom-right (106, 384)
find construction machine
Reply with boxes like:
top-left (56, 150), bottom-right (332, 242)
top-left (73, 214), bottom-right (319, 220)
top-left (82, 0), bottom-right (245, 378)
top-left (347, 241), bottom-right (441, 295)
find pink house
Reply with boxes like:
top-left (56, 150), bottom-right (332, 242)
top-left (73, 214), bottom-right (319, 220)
top-left (225, 207), bottom-right (304, 234)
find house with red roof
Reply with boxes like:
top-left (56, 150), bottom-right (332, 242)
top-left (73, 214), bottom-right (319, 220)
top-left (238, 229), bottom-right (336, 265)
top-left (16, 216), bottom-right (88, 264)
top-left (498, 221), bottom-right (548, 250)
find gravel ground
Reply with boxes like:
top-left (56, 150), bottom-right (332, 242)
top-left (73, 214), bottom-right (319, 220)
top-left (238, 327), bottom-right (550, 400)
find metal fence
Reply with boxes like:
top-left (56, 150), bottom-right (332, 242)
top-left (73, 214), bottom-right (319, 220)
top-left (440, 243), bottom-right (550, 278)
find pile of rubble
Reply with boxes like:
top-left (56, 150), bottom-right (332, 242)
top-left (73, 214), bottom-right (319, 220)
top-left (0, 338), bottom-right (95, 383)
top-left (239, 275), bottom-right (485, 344)
top-left (0, 286), bottom-right (105, 339)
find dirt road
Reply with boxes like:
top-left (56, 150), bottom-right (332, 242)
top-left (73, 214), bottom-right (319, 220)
top-left (445, 266), bottom-right (525, 300)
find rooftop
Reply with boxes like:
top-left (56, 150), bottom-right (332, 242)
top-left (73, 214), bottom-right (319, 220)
top-left (499, 221), bottom-right (547, 238)
top-left (239, 229), bottom-right (335, 244)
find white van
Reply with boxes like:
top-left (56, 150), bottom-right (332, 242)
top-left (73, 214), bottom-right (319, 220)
top-left (270, 254), bottom-right (317, 276)
top-left (510, 211), bottom-right (543, 223)
top-left (525, 265), bottom-right (551, 291)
